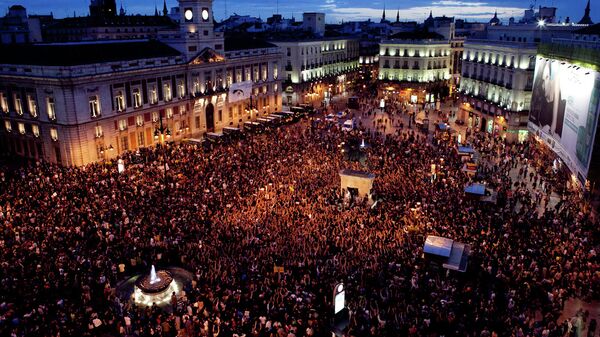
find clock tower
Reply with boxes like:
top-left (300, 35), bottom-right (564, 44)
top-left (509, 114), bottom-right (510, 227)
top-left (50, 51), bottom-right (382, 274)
top-left (162, 0), bottom-right (224, 60)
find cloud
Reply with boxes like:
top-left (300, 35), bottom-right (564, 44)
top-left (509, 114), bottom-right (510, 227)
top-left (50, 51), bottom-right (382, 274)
top-left (328, 4), bottom-right (526, 22)
top-left (431, 1), bottom-right (488, 6)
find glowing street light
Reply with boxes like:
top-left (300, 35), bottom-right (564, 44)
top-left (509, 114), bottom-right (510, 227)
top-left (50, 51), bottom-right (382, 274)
top-left (537, 19), bottom-right (546, 27)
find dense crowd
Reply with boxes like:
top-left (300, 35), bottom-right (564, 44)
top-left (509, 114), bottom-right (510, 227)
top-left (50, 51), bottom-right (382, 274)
top-left (0, 106), bottom-right (598, 337)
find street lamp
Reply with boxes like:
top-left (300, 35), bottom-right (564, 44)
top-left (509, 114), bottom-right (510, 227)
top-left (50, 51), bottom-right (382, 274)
top-left (154, 115), bottom-right (171, 193)
top-left (99, 144), bottom-right (114, 161)
top-left (245, 94), bottom-right (258, 120)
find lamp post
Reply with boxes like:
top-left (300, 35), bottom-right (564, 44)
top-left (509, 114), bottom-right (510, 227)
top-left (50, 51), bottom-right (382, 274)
top-left (154, 115), bottom-right (171, 193)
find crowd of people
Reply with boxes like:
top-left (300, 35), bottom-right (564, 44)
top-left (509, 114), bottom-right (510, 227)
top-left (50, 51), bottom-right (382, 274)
top-left (0, 97), bottom-right (598, 337)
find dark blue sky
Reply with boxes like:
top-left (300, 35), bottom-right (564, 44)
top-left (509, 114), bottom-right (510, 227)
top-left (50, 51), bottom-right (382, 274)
top-left (3, 0), bottom-right (597, 23)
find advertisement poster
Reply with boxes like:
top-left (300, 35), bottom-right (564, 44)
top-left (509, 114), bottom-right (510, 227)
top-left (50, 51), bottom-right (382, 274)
top-left (529, 58), bottom-right (600, 181)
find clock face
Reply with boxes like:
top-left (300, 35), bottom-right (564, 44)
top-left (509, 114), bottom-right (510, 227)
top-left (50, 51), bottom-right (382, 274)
top-left (184, 9), bottom-right (193, 21)
top-left (202, 9), bottom-right (209, 21)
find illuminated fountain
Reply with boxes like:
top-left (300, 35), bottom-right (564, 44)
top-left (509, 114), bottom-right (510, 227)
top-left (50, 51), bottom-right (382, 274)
top-left (133, 265), bottom-right (179, 307)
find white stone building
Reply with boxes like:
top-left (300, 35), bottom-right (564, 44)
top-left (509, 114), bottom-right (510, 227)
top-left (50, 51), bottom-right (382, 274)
top-left (378, 32), bottom-right (452, 83)
top-left (457, 39), bottom-right (536, 142)
top-left (0, 0), bottom-right (282, 166)
top-left (273, 37), bottom-right (359, 106)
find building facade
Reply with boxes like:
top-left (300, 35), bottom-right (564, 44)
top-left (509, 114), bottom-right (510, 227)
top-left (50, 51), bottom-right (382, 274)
top-left (273, 38), bottom-right (360, 106)
top-left (0, 0), bottom-right (282, 166)
top-left (378, 33), bottom-right (452, 83)
top-left (457, 40), bottom-right (536, 142)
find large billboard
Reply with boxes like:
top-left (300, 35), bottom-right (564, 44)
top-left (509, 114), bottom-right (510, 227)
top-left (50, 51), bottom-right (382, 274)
top-left (529, 57), bottom-right (600, 182)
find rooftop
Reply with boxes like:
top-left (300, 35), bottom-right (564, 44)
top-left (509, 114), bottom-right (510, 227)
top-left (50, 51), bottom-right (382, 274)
top-left (224, 38), bottom-right (278, 51)
top-left (0, 40), bottom-right (181, 66)
top-left (46, 15), bottom-right (177, 29)
top-left (387, 31), bottom-right (445, 40)
top-left (574, 23), bottom-right (600, 35)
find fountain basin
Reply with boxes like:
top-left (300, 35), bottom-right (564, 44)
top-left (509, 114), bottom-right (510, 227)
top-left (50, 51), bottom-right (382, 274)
top-left (134, 270), bottom-right (173, 294)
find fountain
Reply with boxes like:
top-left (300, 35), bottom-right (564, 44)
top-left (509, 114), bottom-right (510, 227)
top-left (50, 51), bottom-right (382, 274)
top-left (133, 265), bottom-right (178, 307)
top-left (149, 265), bottom-right (160, 284)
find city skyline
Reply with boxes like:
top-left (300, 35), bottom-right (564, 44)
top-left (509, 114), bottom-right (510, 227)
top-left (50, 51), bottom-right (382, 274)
top-left (2, 0), bottom-right (597, 23)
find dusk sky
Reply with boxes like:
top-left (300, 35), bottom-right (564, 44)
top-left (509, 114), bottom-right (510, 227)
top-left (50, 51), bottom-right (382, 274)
top-left (2, 0), bottom-right (597, 24)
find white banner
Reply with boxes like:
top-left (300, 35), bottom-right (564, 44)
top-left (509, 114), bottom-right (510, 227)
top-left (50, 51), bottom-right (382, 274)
top-left (228, 81), bottom-right (253, 103)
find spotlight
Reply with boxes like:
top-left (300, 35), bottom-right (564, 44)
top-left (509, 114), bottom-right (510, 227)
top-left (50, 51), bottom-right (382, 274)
top-left (537, 19), bottom-right (546, 27)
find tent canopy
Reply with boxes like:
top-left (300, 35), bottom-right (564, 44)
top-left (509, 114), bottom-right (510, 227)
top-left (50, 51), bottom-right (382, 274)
top-left (424, 236), bottom-right (453, 257)
top-left (464, 183), bottom-right (486, 196)
top-left (424, 235), bottom-right (471, 272)
top-left (457, 146), bottom-right (475, 154)
top-left (437, 123), bottom-right (450, 131)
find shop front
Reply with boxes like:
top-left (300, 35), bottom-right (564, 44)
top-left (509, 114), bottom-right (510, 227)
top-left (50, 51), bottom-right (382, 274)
top-left (458, 96), bottom-right (527, 143)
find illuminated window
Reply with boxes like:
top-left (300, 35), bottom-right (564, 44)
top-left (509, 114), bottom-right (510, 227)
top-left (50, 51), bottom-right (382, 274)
top-left (89, 95), bottom-right (101, 117)
top-left (32, 124), bottom-right (39, 137)
top-left (262, 65), bottom-right (268, 81)
top-left (133, 88), bottom-right (141, 108)
top-left (226, 72), bottom-right (232, 87)
top-left (18, 122), bottom-right (25, 134)
top-left (14, 94), bottom-right (22, 115)
top-left (152, 111), bottom-right (159, 122)
top-left (27, 95), bottom-right (37, 117)
top-left (95, 125), bottom-right (103, 138)
top-left (163, 83), bottom-right (172, 101)
top-left (115, 91), bottom-right (125, 111)
top-left (50, 127), bottom-right (58, 141)
top-left (180, 105), bottom-right (186, 114)
top-left (4, 120), bottom-right (11, 132)
top-left (193, 80), bottom-right (200, 95)
top-left (166, 108), bottom-right (173, 119)
top-left (150, 85), bottom-right (158, 104)
top-left (0, 92), bottom-right (7, 113)
top-left (137, 131), bottom-right (144, 147)
top-left (118, 119), bottom-right (127, 131)
top-left (177, 80), bottom-right (185, 98)
top-left (273, 62), bottom-right (278, 79)
top-left (46, 97), bottom-right (56, 120)
top-left (136, 115), bottom-right (143, 126)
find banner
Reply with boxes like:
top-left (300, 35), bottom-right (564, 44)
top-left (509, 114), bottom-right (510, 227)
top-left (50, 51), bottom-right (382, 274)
top-left (228, 81), bottom-right (253, 103)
